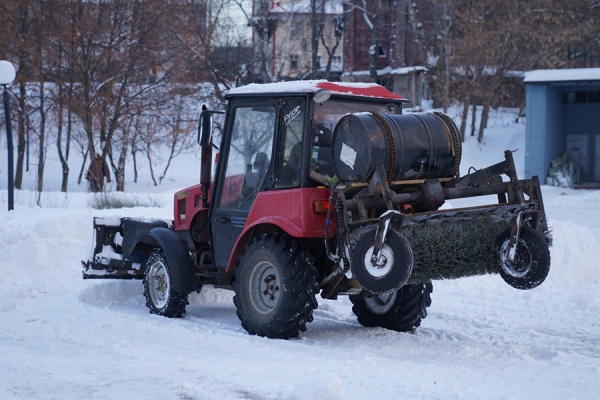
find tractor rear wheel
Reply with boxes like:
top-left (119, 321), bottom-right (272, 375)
top-left (233, 234), bottom-right (318, 339)
top-left (350, 282), bottom-right (433, 332)
top-left (143, 249), bottom-right (188, 318)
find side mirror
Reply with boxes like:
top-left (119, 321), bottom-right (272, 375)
top-left (198, 105), bottom-right (212, 146)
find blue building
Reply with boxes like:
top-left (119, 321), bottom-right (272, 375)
top-left (524, 68), bottom-right (600, 184)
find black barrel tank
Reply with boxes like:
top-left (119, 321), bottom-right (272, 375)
top-left (331, 111), bottom-right (461, 182)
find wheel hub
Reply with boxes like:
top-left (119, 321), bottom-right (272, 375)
top-left (148, 261), bottom-right (169, 308)
top-left (262, 274), bottom-right (279, 301)
top-left (500, 239), bottom-right (531, 278)
top-left (365, 291), bottom-right (397, 314)
top-left (351, 230), bottom-right (413, 294)
top-left (364, 244), bottom-right (395, 279)
top-left (249, 261), bottom-right (281, 314)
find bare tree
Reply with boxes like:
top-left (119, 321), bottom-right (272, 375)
top-left (0, 0), bottom-right (235, 194)
top-left (56, 0), bottom-right (190, 191)
top-left (235, 0), bottom-right (276, 83)
top-left (352, 0), bottom-right (383, 82)
top-left (0, 2), bottom-right (37, 190)
top-left (176, 0), bottom-right (252, 103)
top-left (345, 0), bottom-right (395, 83)
top-left (46, 17), bottom-right (78, 194)
top-left (319, 14), bottom-right (344, 80)
top-left (451, 0), bottom-right (600, 142)
top-left (407, 0), bottom-right (456, 110)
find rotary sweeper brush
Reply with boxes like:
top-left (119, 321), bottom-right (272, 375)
top-left (326, 111), bottom-right (550, 297)
top-left (82, 81), bottom-right (551, 339)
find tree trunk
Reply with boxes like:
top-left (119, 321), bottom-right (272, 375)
top-left (114, 124), bottom-right (130, 191)
top-left (407, 0), bottom-right (431, 100)
top-left (116, 143), bottom-right (128, 191)
top-left (64, 96), bottom-right (73, 191)
top-left (56, 79), bottom-right (70, 192)
top-left (132, 145), bottom-right (138, 184)
top-left (470, 103), bottom-right (477, 137)
top-left (252, 0), bottom-right (273, 83)
top-left (130, 115), bottom-right (140, 183)
top-left (147, 150), bottom-right (158, 186)
top-left (84, 83), bottom-right (95, 158)
top-left (477, 104), bottom-right (490, 143)
top-left (516, 102), bottom-right (525, 123)
top-left (368, 4), bottom-right (380, 83)
top-left (14, 81), bottom-right (27, 189)
top-left (459, 96), bottom-right (470, 142)
top-left (311, 0), bottom-right (319, 75)
top-left (36, 82), bottom-right (46, 196)
top-left (78, 149), bottom-right (89, 186)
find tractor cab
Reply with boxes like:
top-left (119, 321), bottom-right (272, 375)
top-left (196, 81), bottom-right (408, 271)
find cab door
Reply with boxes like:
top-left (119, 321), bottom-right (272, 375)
top-left (210, 100), bottom-right (277, 269)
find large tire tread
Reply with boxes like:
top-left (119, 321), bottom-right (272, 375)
top-left (350, 282), bottom-right (433, 332)
top-left (233, 234), bottom-right (318, 339)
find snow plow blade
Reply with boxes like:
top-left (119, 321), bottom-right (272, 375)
top-left (82, 217), bottom-right (171, 280)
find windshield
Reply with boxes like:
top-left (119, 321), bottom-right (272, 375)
top-left (313, 99), bottom-right (400, 135)
top-left (310, 99), bottom-right (401, 184)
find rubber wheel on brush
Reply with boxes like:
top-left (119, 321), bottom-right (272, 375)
top-left (497, 226), bottom-right (550, 290)
top-left (351, 230), bottom-right (413, 294)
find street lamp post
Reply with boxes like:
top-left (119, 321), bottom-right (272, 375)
top-left (0, 60), bottom-right (16, 211)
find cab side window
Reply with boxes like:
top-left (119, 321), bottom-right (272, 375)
top-left (310, 122), bottom-right (334, 179)
top-left (276, 98), bottom-right (305, 187)
top-left (218, 104), bottom-right (276, 210)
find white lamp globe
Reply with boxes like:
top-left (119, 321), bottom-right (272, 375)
top-left (0, 60), bottom-right (16, 85)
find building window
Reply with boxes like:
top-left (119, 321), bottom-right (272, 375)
top-left (316, 55), bottom-right (322, 68)
top-left (290, 54), bottom-right (298, 70)
top-left (565, 91), bottom-right (600, 103)
top-left (378, 44), bottom-right (387, 58)
top-left (332, 55), bottom-right (342, 65)
top-left (291, 26), bottom-right (297, 38)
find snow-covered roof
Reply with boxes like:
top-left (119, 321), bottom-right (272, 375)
top-left (226, 80), bottom-right (406, 100)
top-left (342, 66), bottom-right (428, 77)
top-left (391, 66), bottom-right (428, 75)
top-left (270, 0), bottom-right (342, 15)
top-left (524, 68), bottom-right (600, 83)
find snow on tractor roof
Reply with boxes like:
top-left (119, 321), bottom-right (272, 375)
top-left (226, 80), bottom-right (407, 101)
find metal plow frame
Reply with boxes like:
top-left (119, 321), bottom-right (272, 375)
top-left (331, 150), bottom-right (550, 292)
top-left (82, 218), bottom-right (142, 280)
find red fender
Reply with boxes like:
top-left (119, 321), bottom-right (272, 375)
top-left (225, 188), bottom-right (334, 273)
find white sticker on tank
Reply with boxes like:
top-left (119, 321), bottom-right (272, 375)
top-left (340, 143), bottom-right (357, 170)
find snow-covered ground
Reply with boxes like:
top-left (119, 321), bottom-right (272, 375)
top-left (1, 107), bottom-right (599, 399)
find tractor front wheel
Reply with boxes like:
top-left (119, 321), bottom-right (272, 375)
top-left (233, 234), bottom-right (318, 339)
top-left (350, 282), bottom-right (433, 332)
top-left (143, 249), bottom-right (188, 318)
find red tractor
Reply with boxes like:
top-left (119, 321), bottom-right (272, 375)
top-left (83, 81), bottom-right (551, 339)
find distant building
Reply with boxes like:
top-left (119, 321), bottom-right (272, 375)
top-left (343, 0), bottom-right (423, 74)
top-left (268, 0), bottom-right (344, 80)
top-left (341, 0), bottom-right (428, 108)
top-left (524, 68), bottom-right (600, 185)
top-left (342, 66), bottom-right (429, 110)
top-left (249, 0), bottom-right (430, 107)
